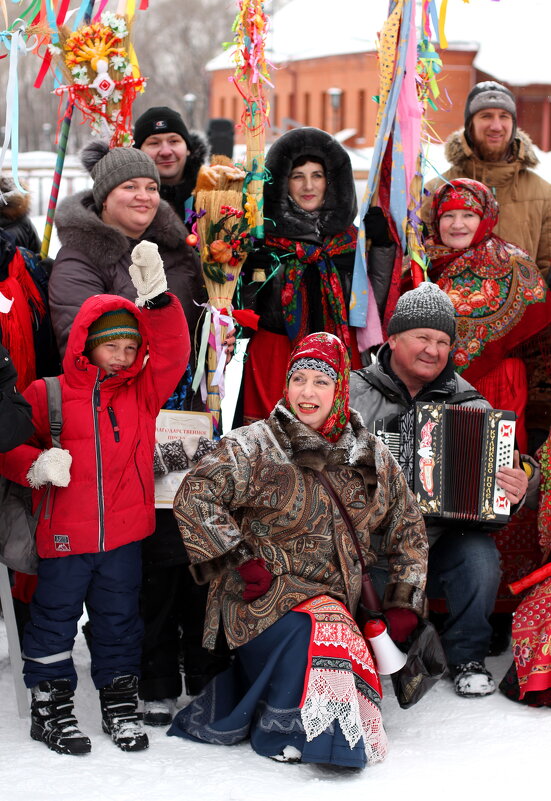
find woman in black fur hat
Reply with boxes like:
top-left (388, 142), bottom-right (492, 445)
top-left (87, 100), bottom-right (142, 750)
top-left (241, 127), bottom-right (361, 424)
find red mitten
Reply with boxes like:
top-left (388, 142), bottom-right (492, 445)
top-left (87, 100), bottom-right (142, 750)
top-left (384, 608), bottom-right (418, 643)
top-left (237, 558), bottom-right (273, 602)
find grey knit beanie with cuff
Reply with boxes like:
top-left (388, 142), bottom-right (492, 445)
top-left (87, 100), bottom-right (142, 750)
top-left (81, 140), bottom-right (160, 208)
top-left (387, 282), bottom-right (456, 341)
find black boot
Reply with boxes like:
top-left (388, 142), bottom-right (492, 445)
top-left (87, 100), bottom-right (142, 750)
top-left (30, 679), bottom-right (91, 756)
top-left (100, 675), bottom-right (149, 752)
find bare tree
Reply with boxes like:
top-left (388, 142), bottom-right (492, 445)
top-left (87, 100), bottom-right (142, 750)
top-left (0, 0), bottom-right (236, 154)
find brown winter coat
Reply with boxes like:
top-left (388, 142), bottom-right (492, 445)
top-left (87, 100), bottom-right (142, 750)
top-left (422, 129), bottom-right (551, 281)
top-left (173, 404), bottom-right (428, 649)
top-left (50, 190), bottom-right (206, 356)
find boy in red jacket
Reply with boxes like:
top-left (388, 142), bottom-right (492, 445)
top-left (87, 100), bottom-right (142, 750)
top-left (0, 241), bottom-right (189, 755)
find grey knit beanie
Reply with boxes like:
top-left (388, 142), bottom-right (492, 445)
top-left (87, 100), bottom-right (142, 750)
top-left (387, 282), bottom-right (456, 341)
top-left (81, 140), bottom-right (160, 208)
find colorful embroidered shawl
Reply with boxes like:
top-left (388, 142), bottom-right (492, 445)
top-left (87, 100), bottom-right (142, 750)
top-left (267, 224), bottom-right (357, 356)
top-left (425, 179), bottom-right (550, 383)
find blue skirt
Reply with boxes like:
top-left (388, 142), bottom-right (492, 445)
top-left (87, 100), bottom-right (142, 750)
top-left (167, 611), bottom-right (375, 768)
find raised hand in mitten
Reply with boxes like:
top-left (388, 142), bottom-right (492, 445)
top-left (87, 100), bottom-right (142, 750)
top-left (384, 608), bottom-right (419, 643)
top-left (27, 448), bottom-right (72, 489)
top-left (128, 240), bottom-right (167, 307)
top-left (237, 558), bottom-right (273, 602)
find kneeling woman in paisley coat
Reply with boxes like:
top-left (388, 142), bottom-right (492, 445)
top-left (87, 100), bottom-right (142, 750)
top-left (169, 332), bottom-right (428, 769)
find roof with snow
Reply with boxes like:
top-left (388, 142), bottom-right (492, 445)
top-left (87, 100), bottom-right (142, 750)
top-left (208, 0), bottom-right (551, 87)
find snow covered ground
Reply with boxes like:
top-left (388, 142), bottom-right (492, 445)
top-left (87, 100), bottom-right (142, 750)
top-left (1, 615), bottom-right (549, 801)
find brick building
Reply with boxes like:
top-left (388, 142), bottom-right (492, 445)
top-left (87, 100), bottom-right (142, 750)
top-left (207, 0), bottom-right (551, 151)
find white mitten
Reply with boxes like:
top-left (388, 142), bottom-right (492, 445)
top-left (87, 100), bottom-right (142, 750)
top-left (27, 448), bottom-right (72, 489)
top-left (128, 240), bottom-right (168, 306)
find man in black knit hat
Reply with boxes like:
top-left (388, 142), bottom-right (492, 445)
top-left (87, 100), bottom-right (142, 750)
top-left (423, 81), bottom-right (551, 285)
top-left (133, 106), bottom-right (209, 223)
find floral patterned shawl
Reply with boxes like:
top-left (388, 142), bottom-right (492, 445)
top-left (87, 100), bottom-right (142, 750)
top-left (268, 225), bottom-right (357, 357)
top-left (283, 331), bottom-right (350, 443)
top-left (424, 178), bottom-right (549, 381)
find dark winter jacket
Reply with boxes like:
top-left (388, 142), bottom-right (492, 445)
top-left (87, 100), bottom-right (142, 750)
top-left (422, 129), bottom-right (551, 282)
top-left (242, 127), bottom-right (358, 333)
top-left (0, 331), bottom-right (34, 452)
top-left (0, 176), bottom-right (41, 253)
top-left (50, 191), bottom-right (206, 359)
top-left (174, 404), bottom-right (428, 649)
top-left (0, 293), bottom-right (189, 559)
top-left (350, 343), bottom-right (490, 431)
top-left (158, 130), bottom-right (210, 222)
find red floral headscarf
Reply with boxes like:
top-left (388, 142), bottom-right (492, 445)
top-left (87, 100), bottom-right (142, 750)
top-left (424, 177), bottom-right (549, 382)
top-left (430, 178), bottom-right (498, 263)
top-left (283, 331), bottom-right (350, 443)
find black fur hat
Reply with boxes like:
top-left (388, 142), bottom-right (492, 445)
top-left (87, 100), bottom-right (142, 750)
top-left (264, 127), bottom-right (357, 239)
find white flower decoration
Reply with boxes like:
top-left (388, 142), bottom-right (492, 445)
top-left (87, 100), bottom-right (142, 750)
top-left (47, 44), bottom-right (61, 56)
top-left (71, 65), bottom-right (90, 85)
top-left (110, 55), bottom-right (127, 72)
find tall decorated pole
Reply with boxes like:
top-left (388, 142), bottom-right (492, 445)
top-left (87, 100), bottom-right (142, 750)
top-left (350, 0), bottom-right (447, 342)
top-left (29, 1), bottom-right (149, 257)
top-left (232, 0), bottom-right (271, 243)
top-left (191, 0), bottom-right (270, 433)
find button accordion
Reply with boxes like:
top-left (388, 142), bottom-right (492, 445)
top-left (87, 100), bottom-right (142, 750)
top-left (375, 402), bottom-right (516, 524)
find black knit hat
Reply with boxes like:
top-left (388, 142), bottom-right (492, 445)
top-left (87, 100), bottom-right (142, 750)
top-left (85, 309), bottom-right (142, 353)
top-left (133, 106), bottom-right (192, 150)
top-left (387, 282), bottom-right (456, 341)
top-left (464, 81), bottom-right (517, 147)
top-left (80, 141), bottom-right (160, 208)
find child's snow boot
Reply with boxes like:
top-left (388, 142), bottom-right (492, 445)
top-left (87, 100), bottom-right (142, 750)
top-left (30, 679), bottom-right (91, 755)
top-left (100, 674), bottom-right (149, 752)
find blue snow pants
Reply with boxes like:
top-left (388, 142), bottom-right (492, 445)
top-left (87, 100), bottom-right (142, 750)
top-left (23, 541), bottom-right (143, 690)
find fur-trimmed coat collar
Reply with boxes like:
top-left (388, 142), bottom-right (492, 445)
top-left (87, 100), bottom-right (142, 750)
top-left (445, 127), bottom-right (539, 171)
top-left (55, 190), bottom-right (188, 268)
top-left (268, 404), bottom-right (377, 479)
top-left (263, 127), bottom-right (357, 240)
top-left (0, 176), bottom-right (32, 222)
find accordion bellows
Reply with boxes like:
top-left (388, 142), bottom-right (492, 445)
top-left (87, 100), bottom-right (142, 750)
top-left (378, 402), bottom-right (516, 524)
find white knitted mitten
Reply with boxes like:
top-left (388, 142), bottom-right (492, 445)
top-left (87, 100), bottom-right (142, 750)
top-left (27, 448), bottom-right (72, 489)
top-left (128, 240), bottom-right (168, 307)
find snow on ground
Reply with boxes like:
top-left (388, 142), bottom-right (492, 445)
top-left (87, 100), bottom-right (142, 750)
top-left (1, 614), bottom-right (550, 801)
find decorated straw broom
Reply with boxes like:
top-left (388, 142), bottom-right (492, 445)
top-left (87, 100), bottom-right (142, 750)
top-left (192, 157), bottom-right (255, 431)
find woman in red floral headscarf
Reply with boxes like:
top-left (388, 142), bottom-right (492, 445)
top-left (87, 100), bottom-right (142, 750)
top-left (424, 178), bottom-right (550, 453)
top-left (169, 332), bottom-right (428, 769)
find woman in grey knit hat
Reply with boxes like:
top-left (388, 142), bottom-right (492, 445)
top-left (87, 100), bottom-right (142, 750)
top-left (49, 141), bottom-right (205, 358)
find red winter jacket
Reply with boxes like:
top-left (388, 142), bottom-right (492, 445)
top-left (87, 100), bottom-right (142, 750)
top-left (0, 292), bottom-right (189, 558)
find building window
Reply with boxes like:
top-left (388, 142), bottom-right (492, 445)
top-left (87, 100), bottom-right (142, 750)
top-left (321, 91), bottom-right (327, 132)
top-left (231, 96), bottom-right (238, 124)
top-left (304, 92), bottom-right (310, 125)
top-left (220, 97), bottom-right (226, 118)
top-left (272, 94), bottom-right (279, 128)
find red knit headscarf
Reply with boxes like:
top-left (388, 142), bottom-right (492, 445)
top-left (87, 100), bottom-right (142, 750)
top-left (283, 331), bottom-right (350, 443)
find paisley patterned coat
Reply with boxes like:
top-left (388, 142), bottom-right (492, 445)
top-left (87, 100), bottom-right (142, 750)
top-left (173, 404), bottom-right (428, 649)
